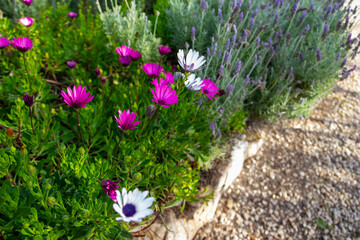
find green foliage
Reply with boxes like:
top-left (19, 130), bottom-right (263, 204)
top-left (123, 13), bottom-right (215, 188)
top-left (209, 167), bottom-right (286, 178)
top-left (96, 0), bottom-right (161, 62)
top-left (0, 1), bottom-right (244, 238)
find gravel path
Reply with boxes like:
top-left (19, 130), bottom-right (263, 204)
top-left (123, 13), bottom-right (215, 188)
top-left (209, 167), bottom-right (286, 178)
top-left (195, 21), bottom-right (360, 240)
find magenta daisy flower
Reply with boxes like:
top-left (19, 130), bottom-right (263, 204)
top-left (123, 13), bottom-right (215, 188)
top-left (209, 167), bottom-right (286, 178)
top-left (68, 12), bottom-right (78, 19)
top-left (151, 79), bottom-right (179, 108)
top-left (66, 60), bottom-right (76, 69)
top-left (100, 180), bottom-right (121, 202)
top-left (114, 109), bottom-right (141, 130)
top-left (61, 85), bottom-right (94, 109)
top-left (201, 79), bottom-right (219, 99)
top-left (10, 37), bottom-right (33, 52)
top-left (158, 45), bottom-right (171, 55)
top-left (0, 37), bottom-right (9, 49)
top-left (119, 56), bottom-right (132, 67)
top-left (116, 45), bottom-right (132, 58)
top-left (163, 72), bottom-right (174, 85)
top-left (129, 49), bottom-right (141, 60)
top-left (142, 63), bottom-right (163, 78)
top-left (22, 0), bottom-right (33, 6)
top-left (19, 17), bottom-right (34, 27)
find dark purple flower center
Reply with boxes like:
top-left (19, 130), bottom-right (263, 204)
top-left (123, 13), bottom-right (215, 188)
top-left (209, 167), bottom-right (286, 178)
top-left (203, 89), bottom-right (208, 94)
top-left (158, 99), bottom-right (165, 105)
top-left (122, 203), bottom-right (136, 217)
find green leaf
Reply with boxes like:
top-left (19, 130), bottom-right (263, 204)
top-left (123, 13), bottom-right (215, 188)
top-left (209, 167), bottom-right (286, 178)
top-left (315, 218), bottom-right (326, 230)
top-left (118, 230), bottom-right (133, 239)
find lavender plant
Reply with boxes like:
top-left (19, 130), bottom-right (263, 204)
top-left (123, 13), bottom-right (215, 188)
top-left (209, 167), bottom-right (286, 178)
top-left (166, 0), bottom-right (358, 120)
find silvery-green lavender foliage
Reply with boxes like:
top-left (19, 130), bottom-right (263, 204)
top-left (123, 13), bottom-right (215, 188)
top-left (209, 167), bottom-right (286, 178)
top-left (96, 0), bottom-right (161, 62)
top-left (167, 0), bottom-right (357, 122)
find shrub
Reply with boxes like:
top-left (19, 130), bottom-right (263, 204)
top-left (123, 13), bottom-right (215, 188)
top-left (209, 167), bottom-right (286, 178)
top-left (165, 0), bottom-right (358, 120)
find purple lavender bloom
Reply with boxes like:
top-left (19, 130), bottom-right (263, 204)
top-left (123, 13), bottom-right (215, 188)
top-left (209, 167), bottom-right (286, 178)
top-left (191, 27), bottom-right (196, 41)
top-left (218, 9), bottom-right (223, 23)
top-left (291, 2), bottom-right (299, 17)
top-left (268, 37), bottom-right (273, 46)
top-left (254, 54), bottom-right (258, 63)
top-left (227, 84), bottom-right (234, 96)
top-left (300, 53), bottom-right (305, 63)
top-left (232, 24), bottom-right (238, 34)
top-left (232, 0), bottom-right (237, 9)
top-left (68, 12), bottom-right (78, 19)
top-left (336, 53), bottom-right (341, 61)
top-left (243, 30), bottom-right (248, 41)
top-left (201, 0), bottom-right (208, 11)
top-left (298, 12), bottom-right (306, 25)
top-left (299, 24), bottom-right (310, 36)
top-left (239, 12), bottom-right (244, 24)
top-left (217, 49), bottom-right (222, 58)
top-left (0, 37), bottom-right (9, 49)
top-left (324, 6), bottom-right (332, 20)
top-left (247, 0), bottom-right (251, 10)
top-left (219, 0), bottom-right (224, 8)
top-left (322, 24), bottom-right (329, 40)
top-left (252, 8), bottom-right (259, 18)
top-left (249, 18), bottom-right (254, 30)
top-left (207, 48), bottom-right (211, 56)
top-left (256, 37), bottom-right (260, 47)
top-left (210, 122), bottom-right (215, 134)
top-left (316, 49), bottom-right (321, 62)
top-left (244, 75), bottom-right (250, 86)
top-left (231, 34), bottom-right (237, 48)
top-left (309, 3), bottom-right (314, 12)
top-left (274, 11), bottom-right (279, 26)
top-left (225, 38), bottom-right (230, 50)
top-left (235, 61), bottom-right (242, 75)
top-left (211, 43), bottom-right (217, 55)
top-left (224, 52), bottom-right (230, 64)
top-left (348, 65), bottom-right (357, 73)
top-left (66, 60), bottom-right (76, 69)
top-left (219, 65), bottom-right (224, 76)
top-left (10, 37), bottom-right (33, 52)
top-left (347, 33), bottom-right (352, 43)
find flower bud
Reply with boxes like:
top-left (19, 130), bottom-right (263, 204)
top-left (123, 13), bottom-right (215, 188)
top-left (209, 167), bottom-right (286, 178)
top-left (23, 94), bottom-right (34, 107)
top-left (95, 68), bottom-right (101, 76)
top-left (47, 197), bottom-right (56, 207)
top-left (27, 165), bottom-right (36, 176)
top-left (146, 105), bottom-right (157, 117)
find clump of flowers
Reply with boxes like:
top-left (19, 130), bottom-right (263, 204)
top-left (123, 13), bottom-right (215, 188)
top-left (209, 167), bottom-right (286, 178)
top-left (10, 37), bottom-right (33, 52)
top-left (19, 17), bottom-right (34, 27)
top-left (113, 188), bottom-right (155, 223)
top-left (177, 49), bottom-right (206, 72)
top-left (151, 78), bottom-right (178, 107)
top-left (116, 45), bottom-right (141, 66)
top-left (143, 63), bottom-right (163, 78)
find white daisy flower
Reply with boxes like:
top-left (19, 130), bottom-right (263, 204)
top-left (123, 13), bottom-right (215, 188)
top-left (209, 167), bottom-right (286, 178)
top-left (185, 74), bottom-right (204, 91)
top-left (177, 49), bottom-right (206, 72)
top-left (113, 188), bottom-right (155, 223)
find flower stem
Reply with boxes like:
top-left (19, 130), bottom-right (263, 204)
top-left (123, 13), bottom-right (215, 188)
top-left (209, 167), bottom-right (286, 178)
top-left (76, 109), bottom-right (86, 149)
top-left (134, 105), bottom-right (160, 149)
top-left (29, 107), bottom-right (35, 135)
top-left (113, 130), bottom-right (124, 158)
top-left (23, 53), bottom-right (32, 93)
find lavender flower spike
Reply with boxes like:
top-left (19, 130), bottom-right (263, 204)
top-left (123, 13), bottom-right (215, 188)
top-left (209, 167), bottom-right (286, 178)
top-left (316, 49), bottom-right (322, 62)
top-left (191, 27), bottom-right (196, 41)
top-left (322, 25), bottom-right (329, 40)
top-left (218, 9), bottom-right (223, 23)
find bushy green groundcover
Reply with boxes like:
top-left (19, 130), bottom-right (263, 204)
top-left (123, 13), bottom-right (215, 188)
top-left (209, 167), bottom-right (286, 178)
top-left (0, 0), bottom-right (357, 239)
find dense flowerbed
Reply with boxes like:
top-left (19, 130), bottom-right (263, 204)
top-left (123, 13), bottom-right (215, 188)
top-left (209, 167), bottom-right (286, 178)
top-left (0, 0), bottom-right (358, 239)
